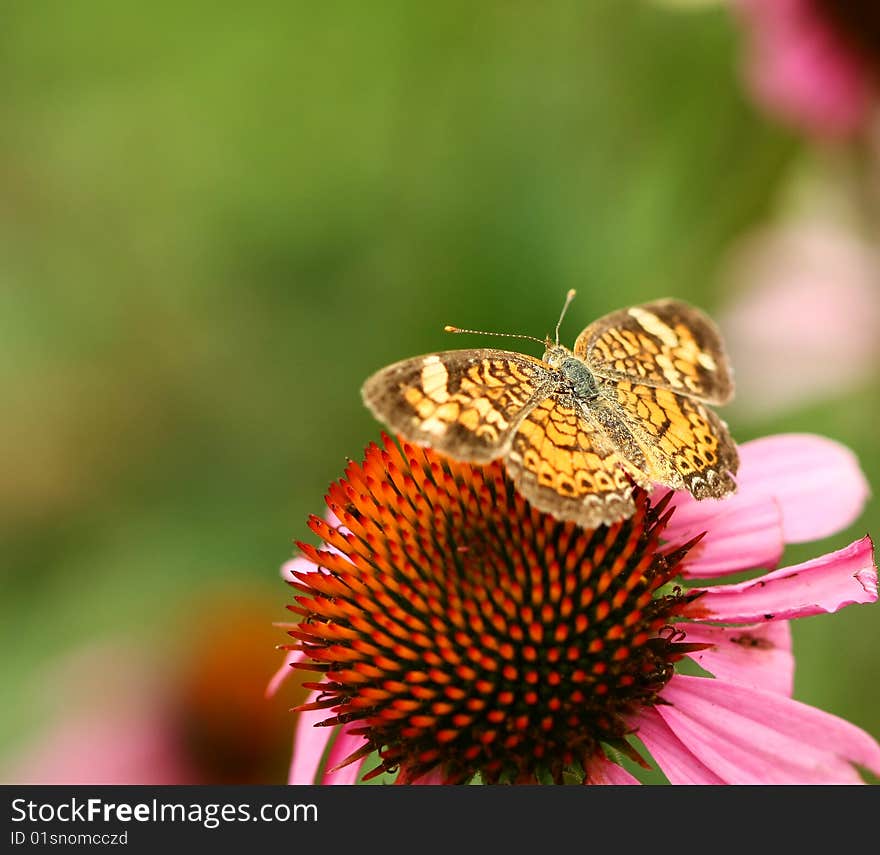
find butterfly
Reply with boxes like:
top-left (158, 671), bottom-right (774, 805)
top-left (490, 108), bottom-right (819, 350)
top-left (361, 293), bottom-right (738, 528)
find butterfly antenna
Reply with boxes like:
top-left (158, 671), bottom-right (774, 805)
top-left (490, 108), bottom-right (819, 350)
top-left (443, 326), bottom-right (546, 346)
top-left (554, 289), bottom-right (577, 345)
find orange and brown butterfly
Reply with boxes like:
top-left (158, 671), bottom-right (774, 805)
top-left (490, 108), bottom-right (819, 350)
top-left (361, 292), bottom-right (738, 529)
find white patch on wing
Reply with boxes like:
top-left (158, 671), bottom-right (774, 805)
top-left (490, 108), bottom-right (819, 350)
top-left (421, 356), bottom-right (450, 403)
top-left (697, 352), bottom-right (717, 371)
top-left (628, 307), bottom-right (679, 347)
top-left (419, 416), bottom-right (448, 436)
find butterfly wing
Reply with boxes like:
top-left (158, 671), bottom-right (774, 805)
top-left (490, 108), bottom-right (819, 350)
top-left (574, 299), bottom-right (733, 405)
top-left (361, 348), bottom-right (555, 463)
top-left (605, 380), bottom-right (739, 499)
top-left (504, 393), bottom-right (643, 528)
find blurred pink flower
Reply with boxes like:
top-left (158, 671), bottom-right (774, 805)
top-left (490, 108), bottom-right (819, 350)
top-left (732, 0), bottom-right (879, 137)
top-left (272, 433), bottom-right (878, 784)
top-left (2, 646), bottom-right (194, 785)
top-left (3, 593), bottom-right (305, 784)
top-left (718, 220), bottom-right (880, 418)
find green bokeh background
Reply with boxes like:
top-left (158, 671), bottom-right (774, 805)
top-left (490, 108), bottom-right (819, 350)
top-left (2, 0), bottom-right (877, 777)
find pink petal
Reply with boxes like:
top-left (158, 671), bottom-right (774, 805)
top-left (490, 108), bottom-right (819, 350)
top-left (733, 434), bottom-right (870, 543)
top-left (657, 675), bottom-right (880, 783)
top-left (415, 768), bottom-right (446, 784)
top-left (395, 766), bottom-right (446, 785)
top-left (584, 753), bottom-right (641, 785)
top-left (281, 557), bottom-right (316, 582)
top-left (678, 620), bottom-right (794, 695)
top-left (321, 726), bottom-right (369, 785)
top-left (281, 511), bottom-right (352, 583)
top-left (665, 492), bottom-right (784, 578)
top-left (265, 649), bottom-right (305, 699)
top-left (718, 225), bottom-right (880, 419)
top-left (288, 690), bottom-right (334, 785)
top-left (681, 536), bottom-right (878, 623)
top-left (629, 707), bottom-right (725, 785)
top-left (662, 434), bottom-right (869, 562)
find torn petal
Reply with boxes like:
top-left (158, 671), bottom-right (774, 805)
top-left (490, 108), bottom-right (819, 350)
top-left (681, 536), bottom-right (877, 623)
top-left (678, 620), bottom-right (794, 695)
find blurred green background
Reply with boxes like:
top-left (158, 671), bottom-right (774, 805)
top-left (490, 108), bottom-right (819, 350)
top-left (1, 0), bottom-right (877, 780)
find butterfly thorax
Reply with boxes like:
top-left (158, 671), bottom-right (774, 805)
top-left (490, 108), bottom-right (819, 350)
top-left (543, 344), bottom-right (600, 400)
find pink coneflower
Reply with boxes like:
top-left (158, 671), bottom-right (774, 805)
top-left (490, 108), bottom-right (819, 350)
top-left (271, 433), bottom-right (879, 784)
top-left (4, 593), bottom-right (304, 785)
top-left (718, 220), bottom-right (880, 419)
top-left (732, 0), bottom-right (880, 137)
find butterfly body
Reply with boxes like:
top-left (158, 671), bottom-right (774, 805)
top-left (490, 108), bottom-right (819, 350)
top-left (362, 299), bottom-right (738, 529)
top-left (544, 346), bottom-right (601, 400)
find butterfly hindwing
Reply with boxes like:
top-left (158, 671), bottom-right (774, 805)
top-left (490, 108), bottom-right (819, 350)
top-left (605, 379), bottom-right (739, 499)
top-left (504, 393), bottom-right (639, 528)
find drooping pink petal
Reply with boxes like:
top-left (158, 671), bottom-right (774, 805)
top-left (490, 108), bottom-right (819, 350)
top-left (584, 753), bottom-right (641, 785)
top-left (321, 727), bottom-right (370, 785)
top-left (662, 434), bottom-right (869, 566)
top-left (734, 435), bottom-right (870, 543)
top-left (681, 536), bottom-right (877, 623)
top-left (266, 649), bottom-right (305, 699)
top-left (664, 492), bottom-right (784, 578)
top-left (677, 621), bottom-right (794, 695)
top-left (281, 556), bottom-right (316, 582)
top-left (657, 675), bottom-right (880, 783)
top-left (629, 707), bottom-right (725, 785)
top-left (288, 690), bottom-right (334, 785)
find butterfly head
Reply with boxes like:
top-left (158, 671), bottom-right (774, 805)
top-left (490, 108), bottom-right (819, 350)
top-left (542, 343), bottom-right (573, 369)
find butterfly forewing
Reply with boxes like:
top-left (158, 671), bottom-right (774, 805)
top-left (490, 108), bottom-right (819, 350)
top-left (575, 299), bottom-right (733, 405)
top-left (361, 348), bottom-right (554, 463)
